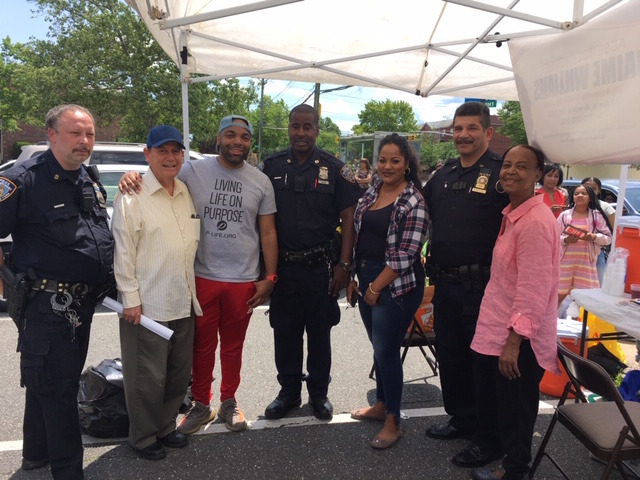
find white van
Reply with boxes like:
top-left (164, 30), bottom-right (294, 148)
top-left (15, 142), bottom-right (206, 165)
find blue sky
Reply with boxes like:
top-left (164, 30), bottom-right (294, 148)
top-left (4, 0), bottom-right (498, 133)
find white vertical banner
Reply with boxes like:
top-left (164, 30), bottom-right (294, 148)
top-left (509, 0), bottom-right (640, 165)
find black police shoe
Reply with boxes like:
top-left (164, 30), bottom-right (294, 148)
top-left (158, 430), bottom-right (188, 449)
top-left (264, 396), bottom-right (302, 420)
top-left (426, 422), bottom-right (473, 440)
top-left (451, 444), bottom-right (504, 468)
top-left (309, 397), bottom-right (333, 420)
top-left (133, 441), bottom-right (167, 461)
top-left (21, 458), bottom-right (49, 471)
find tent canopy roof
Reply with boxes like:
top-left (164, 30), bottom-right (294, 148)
top-left (126, 0), bottom-right (625, 101)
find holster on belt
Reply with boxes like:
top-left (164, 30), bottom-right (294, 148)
top-left (325, 230), bottom-right (342, 266)
top-left (459, 264), bottom-right (490, 293)
top-left (92, 271), bottom-right (117, 303)
top-left (0, 265), bottom-right (32, 331)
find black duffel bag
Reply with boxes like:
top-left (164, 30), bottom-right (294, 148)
top-left (77, 358), bottom-right (129, 438)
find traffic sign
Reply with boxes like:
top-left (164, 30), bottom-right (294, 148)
top-left (464, 98), bottom-right (497, 107)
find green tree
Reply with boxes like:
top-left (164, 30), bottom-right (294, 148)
top-left (353, 99), bottom-right (419, 134)
top-left (1, 0), bottom-right (257, 149)
top-left (317, 116), bottom-right (341, 154)
top-left (247, 97), bottom-right (290, 160)
top-left (319, 116), bottom-right (341, 136)
top-left (420, 137), bottom-right (458, 167)
top-left (497, 100), bottom-right (528, 145)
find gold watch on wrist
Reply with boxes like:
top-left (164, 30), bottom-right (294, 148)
top-left (338, 260), bottom-right (351, 272)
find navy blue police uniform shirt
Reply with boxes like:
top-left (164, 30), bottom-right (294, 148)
top-left (260, 147), bottom-right (361, 251)
top-left (423, 149), bottom-right (509, 269)
top-left (0, 150), bottom-right (114, 285)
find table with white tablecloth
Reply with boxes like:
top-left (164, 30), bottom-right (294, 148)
top-left (570, 288), bottom-right (640, 355)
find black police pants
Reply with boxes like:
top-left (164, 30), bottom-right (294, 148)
top-left (472, 342), bottom-right (544, 477)
top-left (269, 262), bottom-right (340, 400)
top-left (19, 292), bottom-right (94, 480)
top-left (431, 279), bottom-right (484, 432)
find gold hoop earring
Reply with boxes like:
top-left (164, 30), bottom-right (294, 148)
top-left (495, 181), bottom-right (505, 194)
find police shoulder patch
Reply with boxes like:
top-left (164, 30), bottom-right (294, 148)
top-left (0, 177), bottom-right (17, 202)
top-left (340, 165), bottom-right (356, 183)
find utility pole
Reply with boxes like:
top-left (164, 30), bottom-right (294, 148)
top-left (258, 79), bottom-right (266, 161)
top-left (313, 83), bottom-right (320, 114)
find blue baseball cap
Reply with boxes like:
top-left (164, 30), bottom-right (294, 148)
top-left (146, 125), bottom-right (185, 149)
top-left (218, 115), bottom-right (253, 136)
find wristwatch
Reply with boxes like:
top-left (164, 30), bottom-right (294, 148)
top-left (338, 260), bottom-right (352, 272)
top-left (265, 274), bottom-right (278, 284)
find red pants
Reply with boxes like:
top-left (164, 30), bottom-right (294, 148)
top-left (191, 277), bottom-right (255, 405)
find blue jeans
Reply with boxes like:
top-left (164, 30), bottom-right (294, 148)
top-left (356, 259), bottom-right (424, 424)
top-left (596, 249), bottom-right (606, 286)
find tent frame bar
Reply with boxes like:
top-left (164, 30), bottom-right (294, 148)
top-left (159, 0), bottom-right (301, 29)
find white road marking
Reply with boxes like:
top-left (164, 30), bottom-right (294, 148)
top-left (0, 402), bottom-right (557, 452)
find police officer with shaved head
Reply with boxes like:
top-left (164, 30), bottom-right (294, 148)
top-left (260, 104), bottom-right (362, 421)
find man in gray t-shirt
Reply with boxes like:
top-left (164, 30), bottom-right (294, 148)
top-left (178, 116), bottom-right (278, 434)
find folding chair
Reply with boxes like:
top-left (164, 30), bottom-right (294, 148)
top-left (401, 317), bottom-right (438, 376)
top-left (530, 341), bottom-right (640, 479)
top-left (368, 307), bottom-right (438, 379)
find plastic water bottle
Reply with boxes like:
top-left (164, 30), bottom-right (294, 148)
top-left (602, 247), bottom-right (629, 296)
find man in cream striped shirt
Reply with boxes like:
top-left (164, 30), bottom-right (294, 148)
top-left (112, 125), bottom-right (201, 461)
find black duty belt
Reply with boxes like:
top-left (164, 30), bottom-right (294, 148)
top-left (427, 264), bottom-right (491, 292)
top-left (32, 278), bottom-right (93, 299)
top-left (280, 245), bottom-right (330, 267)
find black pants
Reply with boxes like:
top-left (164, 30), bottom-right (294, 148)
top-left (431, 279), bottom-right (484, 432)
top-left (473, 341), bottom-right (545, 477)
top-left (269, 262), bottom-right (340, 400)
top-left (19, 292), bottom-right (94, 480)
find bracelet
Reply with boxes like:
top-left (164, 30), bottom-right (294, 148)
top-left (368, 283), bottom-right (381, 295)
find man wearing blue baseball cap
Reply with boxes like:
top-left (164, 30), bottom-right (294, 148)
top-left (119, 116), bottom-right (278, 434)
top-left (112, 125), bottom-right (201, 460)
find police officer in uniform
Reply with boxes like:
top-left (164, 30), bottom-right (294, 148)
top-left (423, 102), bottom-right (509, 469)
top-left (0, 104), bottom-right (114, 479)
top-left (260, 104), bottom-right (361, 420)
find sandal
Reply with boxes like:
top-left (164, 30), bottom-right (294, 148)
top-left (350, 408), bottom-right (385, 422)
top-left (371, 428), bottom-right (403, 450)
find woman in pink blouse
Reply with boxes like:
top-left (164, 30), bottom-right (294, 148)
top-left (467, 145), bottom-right (561, 480)
top-left (535, 163), bottom-right (566, 218)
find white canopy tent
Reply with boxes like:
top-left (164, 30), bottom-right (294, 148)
top-left (125, 0), bottom-right (632, 159)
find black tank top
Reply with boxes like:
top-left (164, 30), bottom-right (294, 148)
top-left (357, 203), bottom-right (393, 261)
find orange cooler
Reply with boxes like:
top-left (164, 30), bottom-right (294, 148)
top-left (539, 319), bottom-right (583, 397)
top-left (615, 217), bottom-right (640, 293)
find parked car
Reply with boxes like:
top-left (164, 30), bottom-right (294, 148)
top-left (15, 142), bottom-right (206, 166)
top-left (562, 179), bottom-right (640, 217)
top-left (96, 164), bottom-right (149, 227)
top-left (0, 160), bottom-right (17, 173)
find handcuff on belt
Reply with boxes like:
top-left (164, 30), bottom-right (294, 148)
top-left (32, 279), bottom-right (90, 341)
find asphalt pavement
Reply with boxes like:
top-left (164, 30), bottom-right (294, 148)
top-left (0, 303), bottom-right (627, 479)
